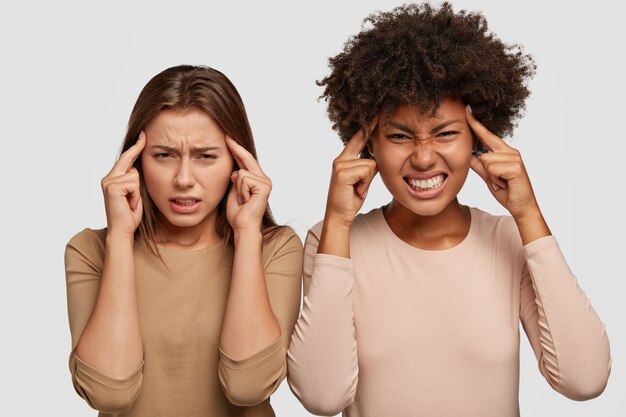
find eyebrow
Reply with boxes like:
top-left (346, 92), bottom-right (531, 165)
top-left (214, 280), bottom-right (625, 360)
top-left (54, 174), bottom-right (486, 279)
top-left (430, 119), bottom-right (462, 133)
top-left (150, 145), bottom-right (222, 152)
top-left (387, 119), bottom-right (462, 135)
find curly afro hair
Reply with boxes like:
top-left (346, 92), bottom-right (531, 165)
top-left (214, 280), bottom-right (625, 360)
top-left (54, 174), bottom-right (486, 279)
top-left (318, 2), bottom-right (536, 157)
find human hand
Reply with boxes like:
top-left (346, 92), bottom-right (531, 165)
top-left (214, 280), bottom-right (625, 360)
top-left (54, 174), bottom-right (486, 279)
top-left (324, 117), bottom-right (378, 229)
top-left (466, 106), bottom-right (541, 220)
top-left (225, 135), bottom-right (272, 233)
top-left (101, 131), bottom-right (146, 236)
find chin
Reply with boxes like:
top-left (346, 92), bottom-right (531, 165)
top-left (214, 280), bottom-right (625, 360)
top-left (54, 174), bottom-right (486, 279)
top-left (392, 181), bottom-right (462, 217)
top-left (397, 197), bottom-right (452, 217)
top-left (158, 209), bottom-right (209, 229)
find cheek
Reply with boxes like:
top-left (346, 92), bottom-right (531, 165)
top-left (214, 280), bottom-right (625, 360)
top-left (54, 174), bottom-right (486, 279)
top-left (374, 145), bottom-right (408, 174)
top-left (140, 156), bottom-right (156, 189)
top-left (205, 159), bottom-right (234, 196)
top-left (448, 137), bottom-right (473, 167)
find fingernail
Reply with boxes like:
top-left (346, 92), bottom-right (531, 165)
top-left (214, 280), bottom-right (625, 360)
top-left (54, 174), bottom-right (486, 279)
top-left (466, 104), bottom-right (473, 114)
top-left (492, 183), bottom-right (500, 192)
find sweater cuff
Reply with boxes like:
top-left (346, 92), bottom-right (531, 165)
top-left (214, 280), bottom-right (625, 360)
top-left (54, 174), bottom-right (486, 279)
top-left (218, 334), bottom-right (283, 370)
top-left (524, 235), bottom-right (558, 256)
top-left (218, 335), bottom-right (286, 406)
top-left (74, 354), bottom-right (143, 390)
top-left (313, 253), bottom-right (354, 270)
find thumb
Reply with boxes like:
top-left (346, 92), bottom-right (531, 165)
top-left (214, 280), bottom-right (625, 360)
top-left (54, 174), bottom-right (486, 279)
top-left (355, 180), bottom-right (370, 199)
top-left (470, 155), bottom-right (504, 193)
top-left (355, 166), bottom-right (377, 199)
top-left (470, 155), bottom-right (488, 183)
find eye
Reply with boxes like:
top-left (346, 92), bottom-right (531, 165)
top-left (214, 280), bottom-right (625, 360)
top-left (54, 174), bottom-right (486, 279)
top-left (198, 154), bottom-right (217, 160)
top-left (386, 133), bottom-right (412, 142)
top-left (153, 153), bottom-right (172, 159)
top-left (435, 131), bottom-right (459, 141)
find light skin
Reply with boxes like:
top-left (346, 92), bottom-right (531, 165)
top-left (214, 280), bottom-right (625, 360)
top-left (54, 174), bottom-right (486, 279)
top-left (319, 97), bottom-right (550, 259)
top-left (76, 108), bottom-right (281, 378)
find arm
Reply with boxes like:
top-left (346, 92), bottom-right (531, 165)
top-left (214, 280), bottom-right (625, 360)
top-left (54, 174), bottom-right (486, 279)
top-left (519, 236), bottom-right (611, 400)
top-left (467, 107), bottom-right (611, 399)
top-left (65, 134), bottom-right (146, 412)
top-left (287, 121), bottom-right (378, 416)
top-left (218, 228), bottom-right (302, 406)
top-left (220, 228), bottom-right (281, 361)
top-left (75, 231), bottom-right (143, 376)
top-left (218, 136), bottom-right (303, 405)
top-left (65, 230), bottom-right (143, 413)
top-left (287, 226), bottom-right (359, 416)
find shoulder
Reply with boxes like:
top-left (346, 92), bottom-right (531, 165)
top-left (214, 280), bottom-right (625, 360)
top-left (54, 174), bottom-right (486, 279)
top-left (471, 207), bottom-right (518, 235)
top-left (307, 207), bottom-right (383, 242)
top-left (65, 228), bottom-right (108, 273)
top-left (66, 228), bottom-right (107, 256)
top-left (261, 226), bottom-right (304, 266)
top-left (470, 207), bottom-right (523, 253)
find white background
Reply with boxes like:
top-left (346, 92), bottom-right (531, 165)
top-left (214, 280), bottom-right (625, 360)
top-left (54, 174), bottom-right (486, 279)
top-left (1, 0), bottom-right (624, 415)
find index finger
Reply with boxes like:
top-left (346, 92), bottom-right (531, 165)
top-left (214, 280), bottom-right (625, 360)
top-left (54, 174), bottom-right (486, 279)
top-left (338, 116), bottom-right (379, 161)
top-left (225, 135), bottom-right (264, 175)
top-left (465, 106), bottom-right (510, 153)
top-left (111, 131), bottom-right (146, 176)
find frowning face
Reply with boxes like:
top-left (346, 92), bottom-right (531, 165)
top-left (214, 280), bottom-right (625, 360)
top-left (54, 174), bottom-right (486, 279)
top-left (370, 97), bottom-right (473, 217)
top-left (141, 108), bottom-right (234, 234)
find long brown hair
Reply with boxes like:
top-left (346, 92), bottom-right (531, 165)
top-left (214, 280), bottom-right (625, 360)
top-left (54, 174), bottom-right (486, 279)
top-left (120, 65), bottom-right (280, 256)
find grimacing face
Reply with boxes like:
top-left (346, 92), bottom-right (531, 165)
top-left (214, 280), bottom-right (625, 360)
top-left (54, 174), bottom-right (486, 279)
top-left (141, 108), bottom-right (234, 234)
top-left (369, 97), bottom-right (474, 217)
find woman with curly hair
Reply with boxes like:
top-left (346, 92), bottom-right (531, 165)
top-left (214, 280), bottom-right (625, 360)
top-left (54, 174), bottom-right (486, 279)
top-left (287, 3), bottom-right (610, 416)
top-left (65, 65), bottom-right (302, 416)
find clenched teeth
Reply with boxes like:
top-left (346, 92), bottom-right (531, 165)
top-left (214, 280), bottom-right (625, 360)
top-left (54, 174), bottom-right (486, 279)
top-left (406, 175), bottom-right (445, 191)
top-left (173, 199), bottom-right (198, 206)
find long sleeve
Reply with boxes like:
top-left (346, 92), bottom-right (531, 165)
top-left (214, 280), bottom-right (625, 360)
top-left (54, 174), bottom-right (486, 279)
top-left (519, 235), bottom-right (611, 400)
top-left (287, 225), bottom-right (359, 416)
top-left (64, 229), bottom-right (143, 413)
top-left (218, 227), bottom-right (303, 406)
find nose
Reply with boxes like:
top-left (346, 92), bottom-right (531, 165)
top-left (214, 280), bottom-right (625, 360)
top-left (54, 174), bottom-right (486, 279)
top-left (409, 140), bottom-right (437, 169)
top-left (173, 159), bottom-right (195, 188)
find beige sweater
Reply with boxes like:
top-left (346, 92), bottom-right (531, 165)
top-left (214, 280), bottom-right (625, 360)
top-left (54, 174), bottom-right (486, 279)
top-left (65, 227), bottom-right (302, 417)
top-left (287, 207), bottom-right (610, 417)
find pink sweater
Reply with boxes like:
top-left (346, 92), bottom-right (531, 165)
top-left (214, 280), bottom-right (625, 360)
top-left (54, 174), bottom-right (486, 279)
top-left (287, 207), bottom-right (610, 417)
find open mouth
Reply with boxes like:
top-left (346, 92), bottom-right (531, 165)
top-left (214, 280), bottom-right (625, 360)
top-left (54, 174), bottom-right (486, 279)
top-left (404, 174), bottom-right (447, 192)
top-left (170, 198), bottom-right (199, 206)
top-left (169, 198), bottom-right (201, 213)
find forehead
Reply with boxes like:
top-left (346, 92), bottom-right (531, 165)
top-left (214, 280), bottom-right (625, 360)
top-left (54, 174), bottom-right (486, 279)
top-left (388, 98), bottom-right (466, 125)
top-left (145, 108), bottom-right (225, 146)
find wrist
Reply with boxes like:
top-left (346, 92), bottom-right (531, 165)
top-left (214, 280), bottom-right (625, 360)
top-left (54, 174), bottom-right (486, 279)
top-left (512, 204), bottom-right (543, 225)
top-left (513, 206), bottom-right (551, 245)
top-left (106, 229), bottom-right (135, 245)
top-left (319, 218), bottom-right (351, 258)
top-left (323, 213), bottom-right (354, 232)
top-left (233, 227), bottom-right (263, 243)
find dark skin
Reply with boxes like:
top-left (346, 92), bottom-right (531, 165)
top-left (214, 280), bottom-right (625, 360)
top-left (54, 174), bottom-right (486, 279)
top-left (320, 98), bottom-right (550, 258)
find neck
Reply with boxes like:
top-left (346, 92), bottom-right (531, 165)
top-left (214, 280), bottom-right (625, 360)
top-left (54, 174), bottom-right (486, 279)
top-left (383, 198), bottom-right (471, 250)
top-left (155, 213), bottom-right (222, 250)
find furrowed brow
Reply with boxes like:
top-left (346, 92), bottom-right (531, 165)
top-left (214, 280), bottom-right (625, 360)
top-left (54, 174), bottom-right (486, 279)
top-left (387, 121), bottom-right (416, 135)
top-left (192, 146), bottom-right (221, 152)
top-left (151, 145), bottom-right (179, 152)
top-left (430, 119), bottom-right (461, 134)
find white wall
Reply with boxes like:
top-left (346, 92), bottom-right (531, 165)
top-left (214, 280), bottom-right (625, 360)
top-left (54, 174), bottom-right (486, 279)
top-left (1, 0), bottom-right (623, 415)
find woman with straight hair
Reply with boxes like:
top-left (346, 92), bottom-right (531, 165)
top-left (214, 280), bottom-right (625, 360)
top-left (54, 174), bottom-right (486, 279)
top-left (65, 65), bottom-right (302, 417)
top-left (287, 3), bottom-right (611, 416)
